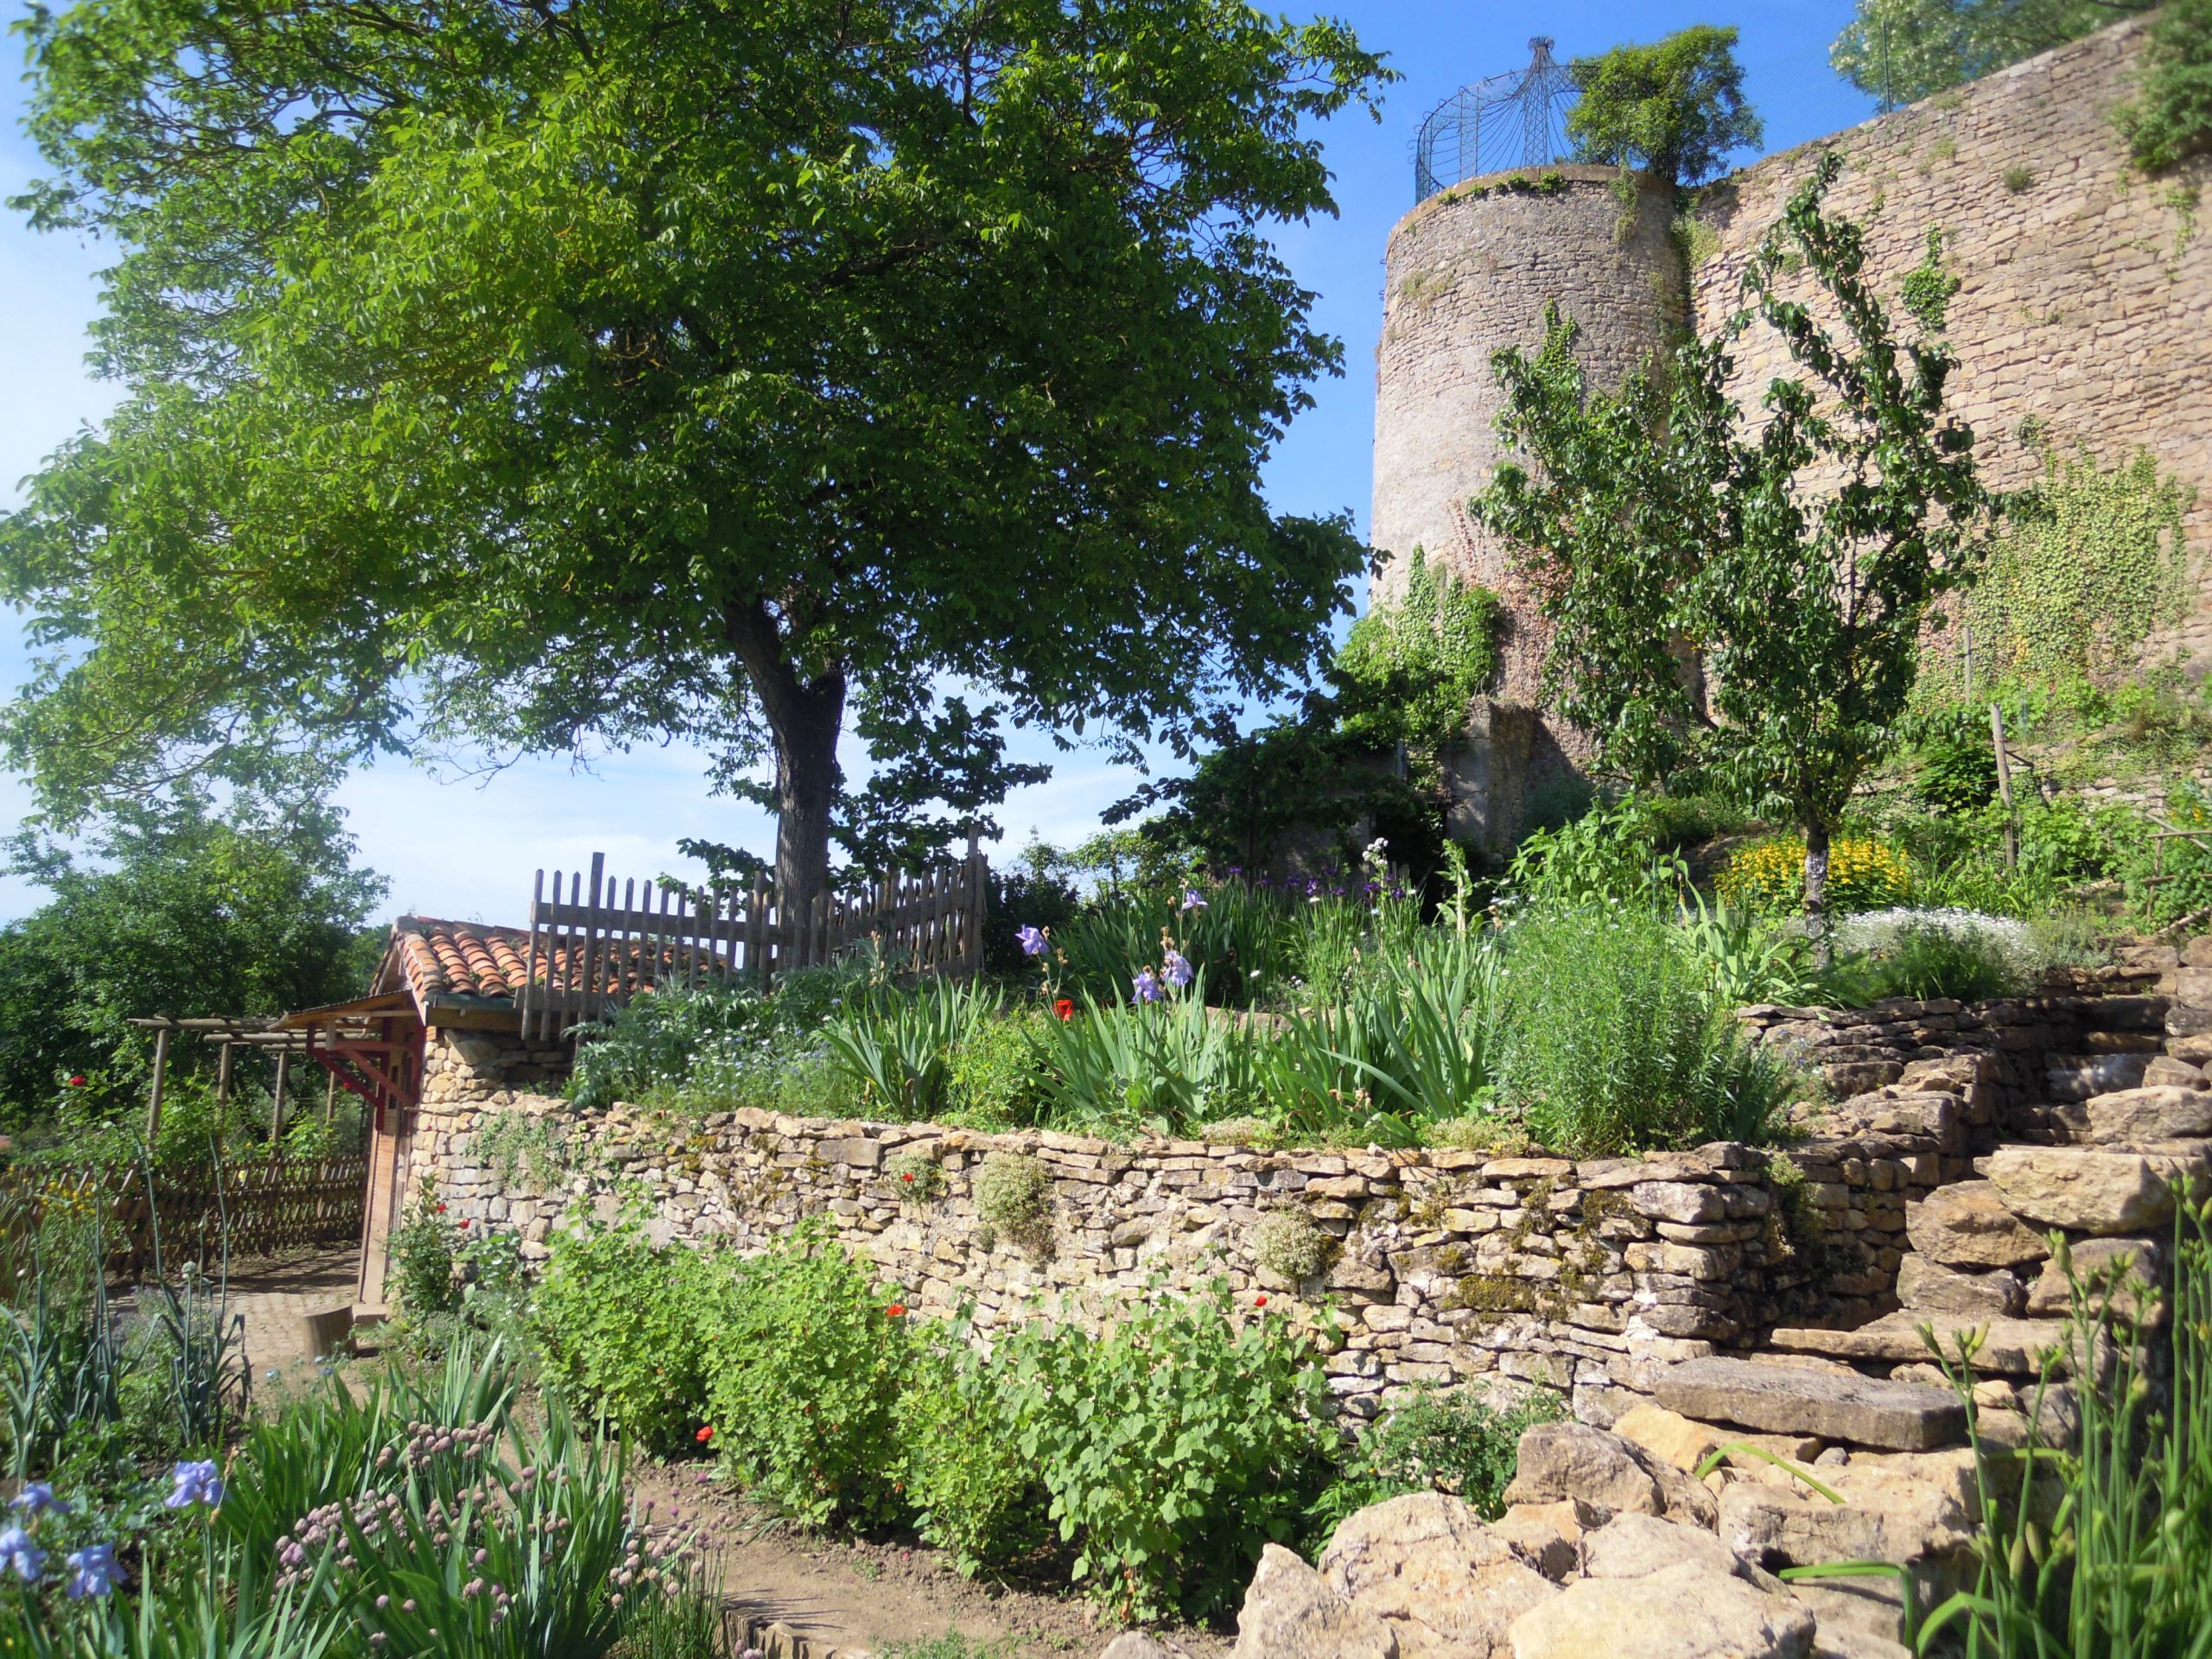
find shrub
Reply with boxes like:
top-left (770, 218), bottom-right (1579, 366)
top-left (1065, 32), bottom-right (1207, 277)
top-left (1503, 795), bottom-right (1688, 911)
top-left (995, 1280), bottom-right (1331, 1621)
top-left (531, 1215), bottom-right (714, 1457)
top-left (388, 1180), bottom-right (461, 1319)
top-left (1716, 835), bottom-right (1910, 916)
top-left (1310, 1386), bottom-right (1567, 1541)
top-left (2120, 0), bottom-right (2212, 171)
top-left (945, 1009), bottom-right (1052, 1128)
top-left (1822, 907), bottom-right (2035, 1004)
top-left (699, 1223), bottom-right (916, 1528)
top-left (1565, 24), bottom-right (1762, 186)
top-left (895, 1325), bottom-right (1050, 1577)
top-left (1493, 909), bottom-right (1796, 1154)
top-left (1253, 1209), bottom-right (1332, 1282)
top-left (821, 977), bottom-right (1002, 1120)
top-left (973, 1151), bottom-right (1053, 1253)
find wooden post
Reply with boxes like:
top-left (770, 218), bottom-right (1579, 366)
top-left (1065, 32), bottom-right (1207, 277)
top-left (146, 1021), bottom-right (171, 1147)
top-left (270, 1050), bottom-right (291, 1155)
top-left (1961, 620), bottom-right (1974, 702)
top-left (1991, 702), bottom-right (2018, 874)
top-left (323, 1065), bottom-right (339, 1127)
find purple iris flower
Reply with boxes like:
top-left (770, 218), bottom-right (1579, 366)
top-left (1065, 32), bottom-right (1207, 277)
top-left (1162, 950), bottom-right (1195, 988)
top-left (1132, 969), bottom-right (1162, 1004)
top-left (1015, 925), bottom-right (1047, 957)
top-left (1180, 889), bottom-right (1208, 912)
top-left (0, 1526), bottom-right (43, 1584)
top-left (11, 1484), bottom-right (65, 1516)
top-left (167, 1459), bottom-right (224, 1510)
top-left (65, 1543), bottom-right (124, 1599)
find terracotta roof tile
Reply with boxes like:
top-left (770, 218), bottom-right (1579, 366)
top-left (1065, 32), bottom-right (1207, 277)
top-left (387, 916), bottom-right (721, 1011)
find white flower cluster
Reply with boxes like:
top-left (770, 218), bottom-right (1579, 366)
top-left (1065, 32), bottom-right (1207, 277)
top-left (1833, 906), bottom-right (2042, 978)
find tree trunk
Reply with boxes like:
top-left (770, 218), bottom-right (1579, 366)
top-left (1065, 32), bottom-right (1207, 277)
top-left (726, 601), bottom-right (848, 914)
top-left (1803, 818), bottom-right (1832, 969)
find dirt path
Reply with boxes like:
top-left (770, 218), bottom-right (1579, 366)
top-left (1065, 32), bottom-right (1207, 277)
top-left (630, 1465), bottom-right (1232, 1659)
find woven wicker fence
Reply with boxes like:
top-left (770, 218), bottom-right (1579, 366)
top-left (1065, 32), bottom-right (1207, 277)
top-left (0, 1156), bottom-right (367, 1280)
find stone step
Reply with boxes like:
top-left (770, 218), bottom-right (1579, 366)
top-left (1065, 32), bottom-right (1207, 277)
top-left (1654, 1356), bottom-right (1966, 1452)
top-left (2068, 1086), bottom-right (2212, 1146)
top-left (1986, 1143), bottom-right (2212, 1235)
top-left (1765, 1311), bottom-right (2082, 1376)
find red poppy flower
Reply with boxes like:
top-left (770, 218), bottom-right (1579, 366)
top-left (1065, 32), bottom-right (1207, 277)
top-left (1254, 1294), bottom-right (1268, 1307)
top-left (900, 1173), bottom-right (913, 1183)
top-left (457, 1218), bottom-right (471, 1229)
top-left (884, 1303), bottom-right (907, 1319)
top-left (696, 1425), bottom-right (715, 1446)
top-left (67, 1075), bottom-right (86, 1088)
top-left (1053, 998), bottom-right (1075, 1021)
top-left (435, 1204), bottom-right (448, 1213)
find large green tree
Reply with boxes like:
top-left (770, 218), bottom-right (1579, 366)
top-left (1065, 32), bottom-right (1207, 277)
top-left (1, 0), bottom-right (1389, 908)
top-left (0, 789), bottom-right (387, 1128)
top-left (1829, 0), bottom-right (2152, 107)
top-left (1470, 156), bottom-right (1991, 950)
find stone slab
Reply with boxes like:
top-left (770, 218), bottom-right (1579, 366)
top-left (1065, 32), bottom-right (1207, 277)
top-left (1766, 1312), bottom-right (2081, 1376)
top-left (1654, 1356), bottom-right (1965, 1452)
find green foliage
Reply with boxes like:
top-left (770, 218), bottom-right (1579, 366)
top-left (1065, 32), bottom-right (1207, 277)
top-left (1332, 550), bottom-right (1504, 767)
top-left (972, 1152), bottom-right (1054, 1254)
top-left (1471, 154), bottom-right (1989, 944)
top-left (821, 977), bottom-right (1004, 1121)
top-left (1310, 1387), bottom-right (1567, 1541)
top-left (1918, 1186), bottom-right (2212, 1654)
top-left (894, 1324), bottom-right (1050, 1578)
top-left (388, 1182), bottom-right (462, 1321)
top-left (1828, 0), bottom-right (2152, 105)
top-left (531, 1214), bottom-right (713, 1459)
top-left (1938, 447), bottom-right (2192, 691)
top-left (1253, 1210), bottom-right (1332, 1282)
top-left (1566, 26), bottom-right (1764, 186)
top-left (1824, 907), bottom-right (2039, 1004)
top-left (1503, 795), bottom-right (1689, 910)
top-left (0, 788), bottom-right (385, 1132)
top-left (1493, 910), bottom-right (1797, 1155)
top-left (2, 0), bottom-right (1389, 904)
top-left (471, 1109), bottom-right (577, 1189)
top-left (1900, 225), bottom-right (1964, 332)
top-left (994, 1279), bottom-right (1331, 1622)
top-left (700, 1224), bottom-right (915, 1529)
top-left (944, 1009), bottom-right (1053, 1129)
top-left (2121, 0), bottom-right (2212, 170)
top-left (877, 1637), bottom-right (1018, 1659)
top-left (567, 969), bottom-right (864, 1118)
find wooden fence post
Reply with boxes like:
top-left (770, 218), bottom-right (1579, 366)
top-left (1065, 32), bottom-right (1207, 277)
top-left (146, 1022), bottom-right (170, 1147)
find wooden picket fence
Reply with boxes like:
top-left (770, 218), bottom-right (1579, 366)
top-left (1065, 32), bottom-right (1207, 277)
top-left (0, 1156), bottom-right (369, 1281)
top-left (517, 851), bottom-right (988, 1041)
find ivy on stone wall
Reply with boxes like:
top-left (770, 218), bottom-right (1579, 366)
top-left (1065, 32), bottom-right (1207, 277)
top-left (1944, 444), bottom-right (2193, 689)
top-left (1332, 549), bottom-right (1504, 772)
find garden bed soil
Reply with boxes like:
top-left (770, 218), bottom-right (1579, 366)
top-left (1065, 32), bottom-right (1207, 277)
top-left (628, 1464), bottom-right (1232, 1659)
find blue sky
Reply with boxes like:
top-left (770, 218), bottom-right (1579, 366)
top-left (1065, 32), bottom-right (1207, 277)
top-left (0, 1), bottom-right (1876, 925)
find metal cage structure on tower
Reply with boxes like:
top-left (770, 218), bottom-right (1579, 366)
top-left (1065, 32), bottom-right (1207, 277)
top-left (1413, 37), bottom-right (1579, 202)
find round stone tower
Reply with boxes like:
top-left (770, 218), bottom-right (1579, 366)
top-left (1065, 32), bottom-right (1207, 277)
top-left (1370, 163), bottom-right (1685, 838)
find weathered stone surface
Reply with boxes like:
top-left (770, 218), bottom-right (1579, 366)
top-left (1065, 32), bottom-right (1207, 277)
top-left (1503, 1424), bottom-right (1716, 1527)
top-left (1789, 1576), bottom-right (1913, 1659)
top-left (1895, 1255), bottom-right (2024, 1319)
top-left (1231, 1542), bottom-right (1398, 1659)
top-left (1767, 1312), bottom-right (2080, 1376)
top-left (1655, 1357), bottom-right (1966, 1452)
top-left (1718, 1450), bottom-right (1977, 1569)
top-left (2077, 1087), bottom-right (2212, 1145)
top-left (1611, 1404), bottom-right (1723, 1472)
top-left (1581, 1514), bottom-right (1772, 1588)
top-left (1491, 1501), bottom-right (1603, 1582)
top-left (2024, 1235), bottom-right (2165, 1319)
top-left (1904, 1182), bottom-right (2049, 1269)
top-left (1319, 1493), bottom-right (1556, 1659)
top-left (1097, 1637), bottom-right (1190, 1659)
top-left (1986, 1146), bottom-right (2206, 1235)
top-left (1506, 1563), bottom-right (1815, 1659)
top-left (2140, 1056), bottom-right (2205, 1091)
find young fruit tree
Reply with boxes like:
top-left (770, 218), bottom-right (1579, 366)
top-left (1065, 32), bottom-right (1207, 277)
top-left (1469, 153), bottom-right (1991, 951)
top-left (0, 0), bottom-right (1389, 907)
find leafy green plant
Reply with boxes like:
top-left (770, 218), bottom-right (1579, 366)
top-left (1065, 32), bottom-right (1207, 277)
top-left (2120, 0), bottom-right (2212, 171)
top-left (1821, 909), bottom-right (2033, 1005)
top-left (995, 1279), bottom-right (1331, 1621)
top-left (1039, 985), bottom-right (1264, 1135)
top-left (972, 1153), bottom-right (1053, 1255)
top-left (1493, 909), bottom-right (1796, 1154)
top-left (1331, 548), bottom-right (1503, 787)
top-left (1503, 795), bottom-right (1688, 911)
top-left (1914, 1187), bottom-right (2212, 1655)
top-left (531, 1215), bottom-right (714, 1457)
top-left (821, 977), bottom-right (1002, 1121)
top-left (699, 1223), bottom-right (915, 1528)
top-left (944, 1008), bottom-right (1052, 1128)
top-left (1566, 24), bottom-right (1763, 186)
top-left (1309, 1386), bottom-right (1566, 1541)
top-left (387, 1180), bottom-right (461, 1319)
top-left (895, 1320), bottom-right (1051, 1578)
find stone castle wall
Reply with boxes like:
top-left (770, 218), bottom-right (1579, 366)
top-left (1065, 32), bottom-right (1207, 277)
top-left (1689, 16), bottom-right (2210, 662)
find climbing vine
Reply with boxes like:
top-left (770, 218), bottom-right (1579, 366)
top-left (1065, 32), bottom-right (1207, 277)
top-left (1934, 444), bottom-right (2193, 691)
top-left (1331, 548), bottom-right (1503, 781)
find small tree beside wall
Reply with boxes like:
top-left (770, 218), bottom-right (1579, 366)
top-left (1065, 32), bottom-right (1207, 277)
top-left (1471, 152), bottom-right (1993, 955)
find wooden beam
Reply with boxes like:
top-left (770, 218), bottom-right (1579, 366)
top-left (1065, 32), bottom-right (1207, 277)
top-left (146, 1023), bottom-right (170, 1147)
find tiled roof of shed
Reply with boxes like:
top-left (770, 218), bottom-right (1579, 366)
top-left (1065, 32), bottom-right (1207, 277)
top-left (381, 915), bottom-right (730, 1021)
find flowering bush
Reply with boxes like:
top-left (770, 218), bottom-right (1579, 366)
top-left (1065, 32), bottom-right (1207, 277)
top-left (1716, 835), bottom-right (1911, 916)
top-left (1823, 907), bottom-right (2037, 1002)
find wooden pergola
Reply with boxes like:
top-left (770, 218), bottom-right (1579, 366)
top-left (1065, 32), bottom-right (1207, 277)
top-left (126, 995), bottom-right (422, 1149)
